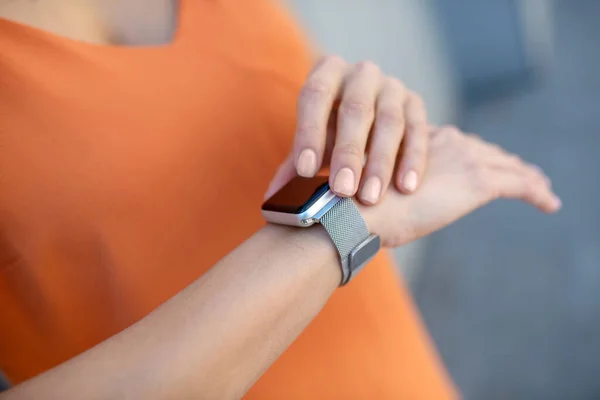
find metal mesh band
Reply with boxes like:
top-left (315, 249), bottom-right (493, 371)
top-left (319, 197), bottom-right (371, 284)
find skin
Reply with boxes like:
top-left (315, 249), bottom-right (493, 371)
top-left (1, 127), bottom-right (561, 399)
top-left (0, 0), bottom-right (176, 45)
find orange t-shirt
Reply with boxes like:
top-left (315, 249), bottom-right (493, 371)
top-left (0, 1), bottom-right (456, 398)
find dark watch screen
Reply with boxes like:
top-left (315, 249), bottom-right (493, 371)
top-left (262, 176), bottom-right (330, 214)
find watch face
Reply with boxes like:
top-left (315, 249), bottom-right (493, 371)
top-left (262, 176), bottom-right (330, 214)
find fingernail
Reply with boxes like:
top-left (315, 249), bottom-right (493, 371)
top-left (402, 170), bottom-right (418, 192)
top-left (297, 149), bottom-right (317, 177)
top-left (361, 177), bottom-right (381, 204)
top-left (552, 195), bottom-right (562, 209)
top-left (333, 167), bottom-right (355, 196)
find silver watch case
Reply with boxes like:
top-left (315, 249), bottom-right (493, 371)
top-left (261, 188), bottom-right (340, 227)
top-left (262, 188), bottom-right (380, 285)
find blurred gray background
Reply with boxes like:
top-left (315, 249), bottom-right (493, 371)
top-left (288, 0), bottom-right (598, 399)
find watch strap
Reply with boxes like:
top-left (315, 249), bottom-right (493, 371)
top-left (319, 197), bottom-right (374, 285)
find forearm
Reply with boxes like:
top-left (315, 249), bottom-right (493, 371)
top-left (3, 224), bottom-right (340, 400)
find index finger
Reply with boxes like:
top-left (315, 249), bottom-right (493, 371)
top-left (395, 91), bottom-right (428, 194)
top-left (293, 56), bottom-right (347, 177)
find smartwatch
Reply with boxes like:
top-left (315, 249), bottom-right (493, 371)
top-left (261, 175), bottom-right (380, 285)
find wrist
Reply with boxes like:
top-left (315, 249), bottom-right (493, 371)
top-left (261, 223), bottom-right (341, 285)
top-left (355, 199), bottom-right (379, 235)
top-left (354, 190), bottom-right (402, 248)
top-left (261, 176), bottom-right (382, 285)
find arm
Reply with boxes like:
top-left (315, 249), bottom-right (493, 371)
top-left (2, 224), bottom-right (341, 400)
top-left (2, 126), bottom-right (561, 400)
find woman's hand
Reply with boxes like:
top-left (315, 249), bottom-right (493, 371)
top-left (363, 126), bottom-right (562, 247)
top-left (266, 55), bottom-right (429, 204)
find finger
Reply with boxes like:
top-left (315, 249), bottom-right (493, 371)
top-left (431, 125), bottom-right (461, 140)
top-left (529, 163), bottom-right (552, 187)
top-left (463, 134), bottom-right (558, 209)
top-left (359, 77), bottom-right (407, 204)
top-left (318, 108), bottom-right (339, 168)
top-left (516, 163), bottom-right (558, 211)
top-left (478, 142), bottom-right (519, 170)
top-left (264, 156), bottom-right (296, 200)
top-left (395, 91), bottom-right (428, 193)
top-left (294, 56), bottom-right (347, 178)
top-left (471, 136), bottom-right (559, 210)
top-left (479, 141), bottom-right (553, 187)
top-left (330, 61), bottom-right (382, 197)
top-left (490, 165), bottom-right (561, 213)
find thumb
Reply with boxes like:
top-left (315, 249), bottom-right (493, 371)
top-left (264, 155), bottom-right (297, 200)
